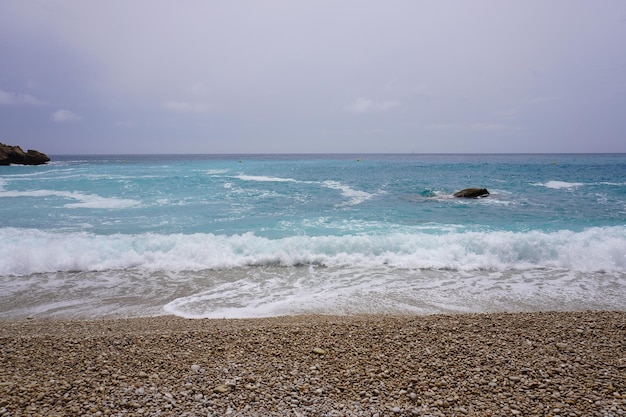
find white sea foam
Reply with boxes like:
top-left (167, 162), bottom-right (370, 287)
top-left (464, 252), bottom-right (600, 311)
top-left (0, 189), bottom-right (140, 208)
top-left (535, 180), bottom-right (584, 189)
top-left (206, 169), bottom-right (228, 175)
top-left (235, 174), bottom-right (299, 182)
top-left (322, 180), bottom-right (374, 205)
top-left (4, 262), bottom-right (623, 319)
top-left (599, 181), bottom-right (626, 186)
top-left (161, 266), bottom-right (626, 319)
top-left (1, 226), bottom-right (625, 277)
top-left (232, 175), bottom-right (373, 206)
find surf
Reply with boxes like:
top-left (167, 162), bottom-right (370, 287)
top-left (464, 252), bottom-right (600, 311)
top-left (1, 226), bottom-right (625, 276)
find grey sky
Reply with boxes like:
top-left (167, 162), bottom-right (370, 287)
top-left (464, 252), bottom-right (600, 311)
top-left (1, 1), bottom-right (625, 154)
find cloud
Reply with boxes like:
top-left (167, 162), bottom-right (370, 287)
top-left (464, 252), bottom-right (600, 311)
top-left (344, 97), bottom-right (400, 113)
top-left (529, 96), bottom-right (558, 104)
top-left (1, 2), bottom-right (625, 153)
top-left (494, 108), bottom-right (518, 119)
top-left (113, 120), bottom-right (137, 128)
top-left (0, 89), bottom-right (45, 106)
top-left (162, 101), bottom-right (211, 114)
top-left (424, 123), bottom-right (519, 132)
top-left (50, 109), bottom-right (81, 122)
top-left (187, 82), bottom-right (210, 96)
top-left (468, 123), bottom-right (519, 132)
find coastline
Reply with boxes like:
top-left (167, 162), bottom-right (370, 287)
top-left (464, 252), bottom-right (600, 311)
top-left (1, 311), bottom-right (625, 416)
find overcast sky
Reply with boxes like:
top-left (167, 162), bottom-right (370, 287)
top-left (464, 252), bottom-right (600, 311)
top-left (1, 1), bottom-right (625, 154)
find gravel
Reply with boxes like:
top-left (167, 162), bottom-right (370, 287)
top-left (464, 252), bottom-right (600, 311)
top-left (1, 311), bottom-right (625, 416)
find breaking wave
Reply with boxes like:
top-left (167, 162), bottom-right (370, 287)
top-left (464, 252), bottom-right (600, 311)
top-left (1, 226), bottom-right (624, 276)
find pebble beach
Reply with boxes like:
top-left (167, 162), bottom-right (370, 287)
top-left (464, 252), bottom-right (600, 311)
top-left (1, 311), bottom-right (625, 417)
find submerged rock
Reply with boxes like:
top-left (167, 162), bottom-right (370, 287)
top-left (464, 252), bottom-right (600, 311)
top-left (453, 188), bottom-right (490, 198)
top-left (0, 142), bottom-right (50, 165)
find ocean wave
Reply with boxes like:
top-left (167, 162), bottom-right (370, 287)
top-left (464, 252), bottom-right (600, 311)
top-left (0, 189), bottom-right (140, 209)
top-left (322, 180), bottom-right (375, 205)
top-left (534, 180), bottom-right (584, 189)
top-left (1, 226), bottom-right (624, 276)
top-left (598, 181), bottom-right (626, 186)
top-left (234, 174), bottom-right (299, 182)
top-left (230, 175), bottom-right (374, 206)
top-left (206, 169), bottom-right (228, 175)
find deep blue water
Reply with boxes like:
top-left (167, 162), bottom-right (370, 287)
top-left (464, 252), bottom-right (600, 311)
top-left (1, 154), bottom-right (625, 318)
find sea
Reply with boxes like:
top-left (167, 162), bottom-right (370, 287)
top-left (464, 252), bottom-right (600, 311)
top-left (1, 153), bottom-right (625, 319)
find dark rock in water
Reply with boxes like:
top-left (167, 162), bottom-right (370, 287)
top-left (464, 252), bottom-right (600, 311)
top-left (0, 143), bottom-right (50, 165)
top-left (453, 188), bottom-right (490, 198)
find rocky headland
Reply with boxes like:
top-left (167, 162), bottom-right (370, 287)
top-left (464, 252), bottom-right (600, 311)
top-left (0, 142), bottom-right (50, 165)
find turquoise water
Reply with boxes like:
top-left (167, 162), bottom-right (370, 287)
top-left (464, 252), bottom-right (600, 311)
top-left (1, 154), bottom-right (625, 318)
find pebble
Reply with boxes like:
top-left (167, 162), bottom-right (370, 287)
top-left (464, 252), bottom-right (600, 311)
top-left (214, 385), bottom-right (230, 393)
top-left (1, 311), bottom-right (624, 416)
